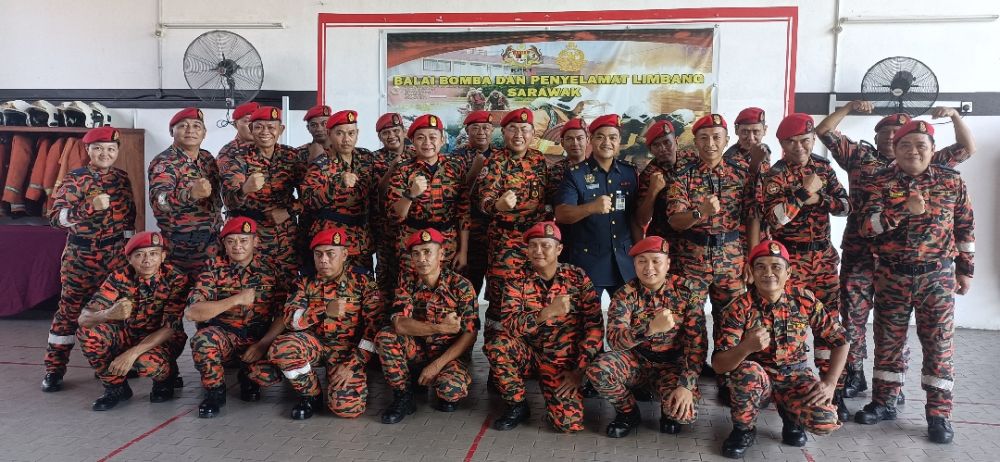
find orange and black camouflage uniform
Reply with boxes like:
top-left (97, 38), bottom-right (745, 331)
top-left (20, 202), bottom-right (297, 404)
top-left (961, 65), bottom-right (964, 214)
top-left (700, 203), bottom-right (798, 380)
top-left (370, 147), bottom-right (413, 302)
top-left (148, 146), bottom-right (224, 274)
top-left (387, 154), bottom-right (470, 267)
top-left (218, 144), bottom-right (302, 281)
top-left (587, 276), bottom-right (706, 423)
top-left (45, 165), bottom-right (135, 375)
top-left (636, 157), bottom-right (681, 260)
top-left (188, 255), bottom-right (285, 390)
top-left (452, 143), bottom-right (494, 294)
top-left (546, 157), bottom-right (578, 263)
top-left (478, 148), bottom-right (552, 340)
top-left (299, 149), bottom-right (376, 270)
top-left (483, 263), bottom-right (603, 432)
top-left (666, 156), bottom-right (754, 347)
top-left (248, 269), bottom-right (384, 417)
top-left (715, 287), bottom-right (846, 434)
top-left (859, 164), bottom-right (974, 419)
top-left (819, 130), bottom-right (970, 370)
top-left (758, 154), bottom-right (849, 379)
top-left (376, 268), bottom-right (479, 403)
top-left (77, 264), bottom-right (189, 387)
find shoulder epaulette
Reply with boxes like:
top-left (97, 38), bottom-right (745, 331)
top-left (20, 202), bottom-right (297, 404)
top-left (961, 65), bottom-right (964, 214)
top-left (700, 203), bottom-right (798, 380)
top-left (810, 153), bottom-right (831, 164)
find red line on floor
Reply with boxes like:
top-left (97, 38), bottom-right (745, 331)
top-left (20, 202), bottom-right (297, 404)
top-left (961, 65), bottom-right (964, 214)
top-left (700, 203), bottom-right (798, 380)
top-left (97, 407), bottom-right (194, 461)
top-left (463, 415), bottom-right (492, 462)
top-left (802, 448), bottom-right (817, 462)
top-left (0, 361), bottom-right (89, 369)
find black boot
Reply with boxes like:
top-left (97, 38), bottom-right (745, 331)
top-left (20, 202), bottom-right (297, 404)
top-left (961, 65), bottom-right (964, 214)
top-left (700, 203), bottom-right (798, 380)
top-left (701, 361), bottom-right (717, 378)
top-left (834, 390), bottom-right (850, 423)
top-left (198, 386), bottom-right (227, 418)
top-left (659, 414), bottom-right (681, 434)
top-left (433, 398), bottom-right (459, 412)
top-left (92, 381), bottom-right (133, 411)
top-left (718, 386), bottom-right (731, 407)
top-left (41, 372), bottom-right (64, 392)
top-left (149, 379), bottom-right (175, 403)
top-left (238, 369), bottom-right (261, 402)
top-left (170, 363), bottom-right (183, 388)
top-left (854, 401), bottom-right (897, 425)
top-left (291, 394), bottom-right (322, 420)
top-left (632, 386), bottom-right (654, 402)
top-left (581, 381), bottom-right (598, 399)
top-left (842, 365), bottom-right (867, 398)
top-left (897, 391), bottom-right (906, 405)
top-left (779, 410), bottom-right (807, 447)
top-left (606, 408), bottom-right (641, 438)
top-left (493, 401), bottom-right (531, 431)
top-left (927, 416), bottom-right (954, 444)
top-left (721, 426), bottom-right (756, 459)
top-left (381, 388), bottom-right (415, 424)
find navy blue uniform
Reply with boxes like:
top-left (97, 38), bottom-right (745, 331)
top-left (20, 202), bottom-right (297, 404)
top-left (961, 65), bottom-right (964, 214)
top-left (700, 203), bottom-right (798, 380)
top-left (556, 157), bottom-right (637, 294)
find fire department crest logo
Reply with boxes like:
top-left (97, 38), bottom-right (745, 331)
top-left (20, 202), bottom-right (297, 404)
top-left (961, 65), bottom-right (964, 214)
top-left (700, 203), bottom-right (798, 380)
top-left (898, 114), bottom-right (909, 124)
top-left (766, 182), bottom-right (780, 195)
top-left (555, 41), bottom-right (586, 73)
top-left (420, 231), bottom-right (432, 242)
top-left (758, 111), bottom-right (766, 123)
top-left (768, 242), bottom-right (781, 255)
top-left (323, 107), bottom-right (331, 116)
top-left (269, 108), bottom-right (278, 120)
top-left (333, 232), bottom-right (342, 245)
top-left (487, 114), bottom-right (493, 124)
top-left (241, 221), bottom-right (252, 233)
top-left (712, 114), bottom-right (722, 125)
top-left (111, 130), bottom-right (120, 141)
top-left (197, 109), bottom-right (204, 120)
top-left (429, 116), bottom-right (437, 127)
top-left (917, 121), bottom-right (927, 133)
top-left (660, 241), bottom-right (669, 253)
top-left (520, 111), bottom-right (528, 122)
top-left (347, 111), bottom-right (356, 123)
top-left (392, 114), bottom-right (401, 125)
top-left (151, 234), bottom-right (162, 246)
top-left (544, 224), bottom-right (555, 237)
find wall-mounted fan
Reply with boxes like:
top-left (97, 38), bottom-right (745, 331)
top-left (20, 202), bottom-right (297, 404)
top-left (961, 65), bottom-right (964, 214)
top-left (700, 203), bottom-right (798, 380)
top-left (861, 56), bottom-right (938, 117)
top-left (182, 30), bottom-right (263, 125)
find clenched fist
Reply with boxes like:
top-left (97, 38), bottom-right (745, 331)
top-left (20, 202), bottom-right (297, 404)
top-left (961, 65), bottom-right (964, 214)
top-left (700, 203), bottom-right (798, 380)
top-left (409, 174), bottom-right (428, 198)
top-left (646, 309), bottom-right (675, 336)
top-left (539, 295), bottom-right (572, 323)
top-left (905, 190), bottom-right (926, 215)
top-left (342, 172), bottom-right (359, 189)
top-left (590, 195), bottom-right (613, 215)
top-left (242, 172), bottom-right (266, 194)
top-left (497, 190), bottom-right (518, 212)
top-left (190, 177), bottom-right (213, 200)
top-left (92, 193), bottom-right (111, 211)
top-left (741, 326), bottom-right (771, 352)
top-left (106, 298), bottom-right (133, 321)
top-left (802, 174), bottom-right (823, 194)
top-left (235, 288), bottom-right (256, 307)
top-left (326, 298), bottom-right (349, 318)
top-left (699, 196), bottom-right (721, 217)
top-left (437, 312), bottom-right (462, 334)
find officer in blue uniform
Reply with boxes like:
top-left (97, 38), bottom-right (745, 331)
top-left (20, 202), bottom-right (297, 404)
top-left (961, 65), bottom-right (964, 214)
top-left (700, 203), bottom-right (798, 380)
top-left (555, 114), bottom-right (640, 296)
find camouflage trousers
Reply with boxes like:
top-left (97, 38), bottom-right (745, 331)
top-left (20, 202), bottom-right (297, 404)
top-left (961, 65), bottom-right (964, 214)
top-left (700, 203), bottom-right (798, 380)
top-left (485, 226), bottom-right (529, 325)
top-left (247, 331), bottom-right (369, 418)
top-left (840, 239), bottom-right (877, 368)
top-left (872, 264), bottom-right (956, 418)
top-left (375, 326), bottom-right (471, 403)
top-left (45, 241), bottom-right (126, 374)
top-left (77, 324), bottom-right (186, 386)
top-left (162, 231), bottom-right (219, 276)
top-left (787, 245), bottom-right (843, 386)
top-left (727, 360), bottom-right (840, 435)
top-left (587, 350), bottom-right (700, 424)
top-left (461, 218), bottom-right (489, 297)
top-left (671, 239), bottom-right (746, 352)
top-left (373, 223), bottom-right (401, 306)
top-left (190, 326), bottom-right (264, 390)
top-left (484, 332), bottom-right (585, 433)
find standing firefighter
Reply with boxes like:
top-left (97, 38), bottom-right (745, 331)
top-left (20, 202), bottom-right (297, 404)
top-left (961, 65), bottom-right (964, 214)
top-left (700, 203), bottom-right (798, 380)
top-left (486, 222), bottom-right (603, 433)
top-left (587, 236), bottom-right (706, 438)
top-left (377, 228), bottom-right (479, 424)
top-left (854, 120), bottom-right (975, 444)
top-left (713, 240), bottom-right (847, 459)
top-left (148, 107), bottom-right (224, 274)
top-left (185, 217), bottom-right (286, 418)
top-left (248, 227), bottom-right (384, 420)
top-left (76, 232), bottom-right (189, 411)
top-left (42, 126), bottom-right (136, 392)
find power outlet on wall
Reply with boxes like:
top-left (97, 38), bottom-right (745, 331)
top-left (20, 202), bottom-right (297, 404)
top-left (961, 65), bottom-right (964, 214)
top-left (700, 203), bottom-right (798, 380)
top-left (960, 101), bottom-right (973, 113)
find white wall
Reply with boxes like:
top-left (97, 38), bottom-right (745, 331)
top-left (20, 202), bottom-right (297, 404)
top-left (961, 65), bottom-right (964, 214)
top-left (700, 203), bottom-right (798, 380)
top-left (4, 0), bottom-right (1000, 329)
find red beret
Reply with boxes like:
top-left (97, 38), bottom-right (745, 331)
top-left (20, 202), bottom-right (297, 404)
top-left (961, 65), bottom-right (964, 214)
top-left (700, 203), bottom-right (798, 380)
top-left (326, 110), bottom-right (358, 129)
top-left (376, 112), bottom-right (404, 132)
top-left (775, 113), bottom-right (815, 140)
top-left (588, 114), bottom-right (621, 134)
top-left (692, 113), bottom-right (727, 134)
top-left (628, 236), bottom-right (670, 257)
top-left (220, 217), bottom-right (257, 238)
top-left (559, 118), bottom-right (587, 138)
top-left (500, 108), bottom-right (533, 127)
top-left (82, 126), bottom-right (120, 145)
top-left (303, 105), bottom-right (332, 121)
top-left (464, 111), bottom-right (493, 126)
top-left (523, 221), bottom-right (561, 242)
top-left (645, 120), bottom-right (675, 147)
top-left (232, 102), bottom-right (260, 120)
top-left (407, 114), bottom-right (444, 139)
top-left (169, 107), bottom-right (204, 129)
top-left (893, 120), bottom-right (934, 146)
top-left (734, 107), bottom-right (766, 125)
top-left (748, 240), bottom-right (789, 264)
top-left (404, 228), bottom-right (445, 250)
top-left (310, 227), bottom-right (349, 249)
top-left (875, 113), bottom-right (911, 132)
top-left (249, 106), bottom-right (281, 123)
top-left (125, 231), bottom-right (165, 256)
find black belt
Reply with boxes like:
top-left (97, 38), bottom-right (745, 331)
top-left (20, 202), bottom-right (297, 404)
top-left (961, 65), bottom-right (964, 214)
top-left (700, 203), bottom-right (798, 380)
top-left (682, 230), bottom-right (739, 247)
top-left (68, 233), bottom-right (124, 249)
top-left (882, 259), bottom-right (952, 276)
top-left (167, 230), bottom-right (216, 244)
top-left (494, 221), bottom-right (533, 232)
top-left (766, 361), bottom-right (810, 375)
top-left (782, 240), bottom-right (830, 252)
top-left (635, 346), bottom-right (680, 364)
top-left (315, 210), bottom-right (363, 226)
top-left (196, 319), bottom-right (269, 341)
top-left (227, 209), bottom-right (267, 223)
top-left (404, 218), bottom-right (456, 232)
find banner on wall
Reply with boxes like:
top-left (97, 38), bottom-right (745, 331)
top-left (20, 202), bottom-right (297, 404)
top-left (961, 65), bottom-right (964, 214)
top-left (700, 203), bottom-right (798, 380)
top-left (385, 28), bottom-right (717, 161)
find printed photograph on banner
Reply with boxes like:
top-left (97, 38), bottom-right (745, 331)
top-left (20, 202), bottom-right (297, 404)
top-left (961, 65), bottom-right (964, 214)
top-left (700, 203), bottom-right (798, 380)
top-left (385, 28), bottom-right (717, 167)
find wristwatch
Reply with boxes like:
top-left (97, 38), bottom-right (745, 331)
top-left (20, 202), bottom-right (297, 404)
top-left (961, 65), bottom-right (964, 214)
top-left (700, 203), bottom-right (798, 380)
top-left (691, 208), bottom-right (703, 221)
